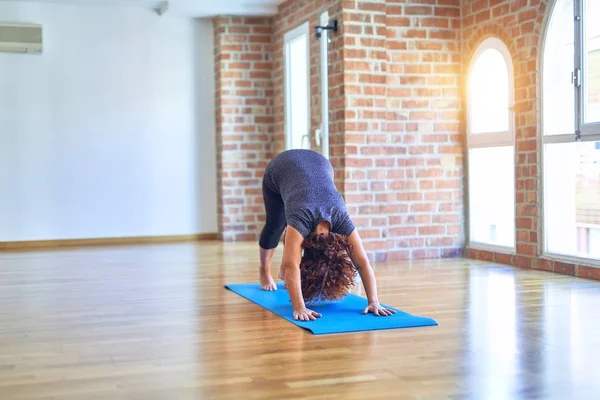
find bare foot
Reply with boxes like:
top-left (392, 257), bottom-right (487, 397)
top-left (260, 269), bottom-right (277, 291)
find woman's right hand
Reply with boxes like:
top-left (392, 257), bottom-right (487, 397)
top-left (293, 307), bottom-right (322, 321)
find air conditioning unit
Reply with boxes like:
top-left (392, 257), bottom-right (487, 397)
top-left (0, 23), bottom-right (43, 54)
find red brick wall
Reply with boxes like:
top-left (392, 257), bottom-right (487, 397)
top-left (210, 0), bottom-right (599, 279)
top-left (462, 0), bottom-right (600, 280)
top-left (213, 17), bottom-right (274, 241)
top-left (339, 0), bottom-right (390, 262)
top-left (327, 1), bottom-right (350, 190)
top-left (339, 0), bottom-right (464, 262)
top-left (213, 0), bottom-right (465, 261)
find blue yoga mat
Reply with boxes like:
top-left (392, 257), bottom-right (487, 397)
top-left (224, 282), bottom-right (438, 335)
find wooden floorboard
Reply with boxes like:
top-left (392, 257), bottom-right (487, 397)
top-left (0, 241), bottom-right (599, 399)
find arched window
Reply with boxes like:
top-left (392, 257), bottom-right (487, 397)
top-left (542, 0), bottom-right (600, 261)
top-left (467, 37), bottom-right (515, 250)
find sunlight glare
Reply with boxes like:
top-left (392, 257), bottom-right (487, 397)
top-left (468, 48), bottom-right (509, 134)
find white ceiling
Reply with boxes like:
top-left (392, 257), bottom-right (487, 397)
top-left (0, 0), bottom-right (287, 17)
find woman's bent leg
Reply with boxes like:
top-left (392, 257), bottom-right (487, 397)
top-left (258, 182), bottom-right (286, 290)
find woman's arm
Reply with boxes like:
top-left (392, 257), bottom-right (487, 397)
top-left (282, 227), bottom-right (322, 321)
top-left (346, 229), bottom-right (396, 316)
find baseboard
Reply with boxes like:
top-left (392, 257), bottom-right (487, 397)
top-left (0, 233), bottom-right (218, 251)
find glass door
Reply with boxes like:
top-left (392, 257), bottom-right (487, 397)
top-left (283, 22), bottom-right (310, 150)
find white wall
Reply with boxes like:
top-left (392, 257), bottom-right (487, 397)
top-left (0, 2), bottom-right (217, 241)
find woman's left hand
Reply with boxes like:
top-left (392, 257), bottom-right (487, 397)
top-left (363, 302), bottom-right (397, 316)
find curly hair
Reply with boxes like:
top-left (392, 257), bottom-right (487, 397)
top-left (300, 232), bottom-right (357, 304)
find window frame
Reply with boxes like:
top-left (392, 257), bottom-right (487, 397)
top-left (319, 11), bottom-right (330, 160)
top-left (576, 0), bottom-right (600, 138)
top-left (545, 0), bottom-right (600, 145)
top-left (540, 0), bottom-right (600, 266)
top-left (283, 21), bottom-right (311, 151)
top-left (466, 37), bottom-right (517, 253)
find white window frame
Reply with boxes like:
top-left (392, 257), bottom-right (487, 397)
top-left (283, 21), bottom-right (311, 151)
top-left (540, 0), bottom-right (600, 266)
top-left (544, 0), bottom-right (600, 144)
top-left (575, 0), bottom-right (600, 138)
top-left (466, 37), bottom-right (516, 253)
top-left (318, 11), bottom-right (330, 160)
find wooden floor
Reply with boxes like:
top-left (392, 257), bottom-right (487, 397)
top-left (1, 241), bottom-right (600, 400)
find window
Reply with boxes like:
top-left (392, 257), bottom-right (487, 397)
top-left (581, 0), bottom-right (600, 130)
top-left (283, 22), bottom-right (310, 150)
top-left (542, 0), bottom-right (600, 261)
top-left (466, 38), bottom-right (516, 250)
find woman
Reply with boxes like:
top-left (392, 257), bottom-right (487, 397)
top-left (259, 149), bottom-right (396, 321)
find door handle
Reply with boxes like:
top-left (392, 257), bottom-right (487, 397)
top-left (301, 134), bottom-right (310, 149)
